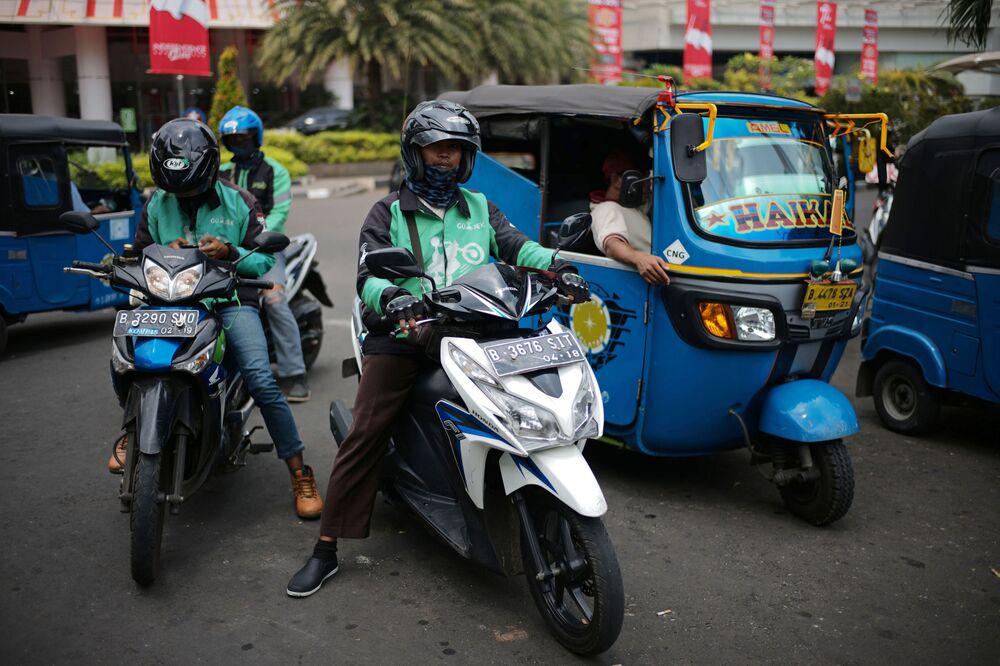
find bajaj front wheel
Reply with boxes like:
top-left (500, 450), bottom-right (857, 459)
top-left (130, 452), bottom-right (165, 586)
top-left (779, 441), bottom-right (854, 526)
top-left (521, 493), bottom-right (624, 656)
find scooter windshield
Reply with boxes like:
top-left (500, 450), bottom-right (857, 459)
top-left (686, 117), bottom-right (852, 244)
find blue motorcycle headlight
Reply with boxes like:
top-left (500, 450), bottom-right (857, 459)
top-left (143, 260), bottom-right (203, 301)
top-left (172, 339), bottom-right (216, 374)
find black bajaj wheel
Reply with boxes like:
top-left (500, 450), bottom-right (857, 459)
top-left (872, 358), bottom-right (940, 434)
top-left (521, 493), bottom-right (624, 655)
top-left (130, 452), bottom-right (166, 586)
top-left (779, 440), bottom-right (854, 526)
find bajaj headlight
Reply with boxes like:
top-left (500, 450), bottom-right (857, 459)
top-left (732, 306), bottom-right (776, 341)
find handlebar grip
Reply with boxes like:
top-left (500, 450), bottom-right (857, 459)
top-left (237, 278), bottom-right (274, 290)
top-left (71, 260), bottom-right (109, 272)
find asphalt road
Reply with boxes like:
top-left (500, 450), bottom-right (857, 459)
top-left (1, 187), bottom-right (998, 665)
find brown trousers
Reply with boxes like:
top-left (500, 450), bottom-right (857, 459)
top-left (319, 353), bottom-right (424, 539)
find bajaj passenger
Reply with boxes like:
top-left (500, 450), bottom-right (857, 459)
top-left (286, 100), bottom-right (589, 596)
top-left (109, 118), bottom-right (323, 519)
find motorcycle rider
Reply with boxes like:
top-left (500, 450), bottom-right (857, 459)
top-left (286, 100), bottom-right (589, 597)
top-left (107, 118), bottom-right (323, 519)
top-left (218, 106), bottom-right (310, 403)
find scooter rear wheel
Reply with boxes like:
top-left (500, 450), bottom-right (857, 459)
top-left (521, 493), bottom-right (624, 656)
top-left (130, 452), bottom-right (166, 586)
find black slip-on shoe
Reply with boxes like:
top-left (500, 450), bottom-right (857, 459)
top-left (287, 556), bottom-right (339, 597)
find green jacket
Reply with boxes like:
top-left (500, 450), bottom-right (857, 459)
top-left (136, 179), bottom-right (274, 278)
top-left (220, 153), bottom-right (292, 234)
top-left (357, 186), bottom-right (554, 316)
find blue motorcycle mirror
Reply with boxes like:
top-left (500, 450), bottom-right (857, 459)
top-left (253, 231), bottom-right (290, 254)
top-left (60, 211), bottom-right (100, 235)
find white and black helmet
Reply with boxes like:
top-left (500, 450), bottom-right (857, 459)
top-left (400, 100), bottom-right (481, 183)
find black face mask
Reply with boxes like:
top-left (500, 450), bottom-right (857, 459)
top-left (224, 134), bottom-right (257, 161)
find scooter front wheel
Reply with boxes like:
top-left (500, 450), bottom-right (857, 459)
top-left (130, 452), bottom-right (166, 586)
top-left (520, 493), bottom-right (624, 656)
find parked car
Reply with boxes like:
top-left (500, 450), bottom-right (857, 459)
top-left (286, 107), bottom-right (351, 135)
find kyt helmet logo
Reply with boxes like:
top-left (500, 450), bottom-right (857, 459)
top-left (163, 158), bottom-right (190, 171)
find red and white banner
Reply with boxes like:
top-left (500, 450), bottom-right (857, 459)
top-left (814, 1), bottom-right (837, 96)
top-left (588, 0), bottom-right (623, 84)
top-left (149, 0), bottom-right (212, 77)
top-left (759, 0), bottom-right (776, 90)
top-left (861, 8), bottom-right (878, 84)
top-left (683, 0), bottom-right (713, 80)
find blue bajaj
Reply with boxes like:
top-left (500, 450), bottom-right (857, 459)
top-left (60, 211), bottom-right (287, 586)
top-left (0, 115), bottom-right (141, 356)
top-left (858, 108), bottom-right (1000, 433)
top-left (443, 83), bottom-right (892, 525)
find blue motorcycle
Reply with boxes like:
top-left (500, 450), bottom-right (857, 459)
top-left (60, 210), bottom-right (287, 585)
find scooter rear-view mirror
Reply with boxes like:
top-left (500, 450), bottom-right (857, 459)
top-left (557, 212), bottom-right (593, 252)
top-left (60, 211), bottom-right (100, 234)
top-left (365, 247), bottom-right (436, 289)
top-left (253, 231), bottom-right (291, 254)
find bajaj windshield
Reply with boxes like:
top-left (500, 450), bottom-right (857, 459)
top-left (688, 118), bottom-right (851, 244)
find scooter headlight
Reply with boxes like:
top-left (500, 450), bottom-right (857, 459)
top-left (480, 385), bottom-right (561, 440)
top-left (172, 339), bottom-right (216, 374)
top-left (449, 344), bottom-right (501, 387)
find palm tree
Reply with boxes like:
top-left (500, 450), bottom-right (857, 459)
top-left (461, 0), bottom-right (593, 85)
top-left (944, 0), bottom-right (994, 50)
top-left (258, 0), bottom-right (480, 108)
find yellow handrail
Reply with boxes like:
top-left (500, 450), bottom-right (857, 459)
top-left (824, 112), bottom-right (892, 157)
top-left (672, 102), bottom-right (718, 153)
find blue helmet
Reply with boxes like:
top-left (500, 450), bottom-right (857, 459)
top-left (219, 106), bottom-right (264, 147)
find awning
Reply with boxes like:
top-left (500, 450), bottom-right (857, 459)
top-left (0, 0), bottom-right (277, 28)
top-left (931, 51), bottom-right (1000, 75)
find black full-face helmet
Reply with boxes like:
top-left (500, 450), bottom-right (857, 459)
top-left (401, 100), bottom-right (481, 183)
top-left (149, 118), bottom-right (220, 197)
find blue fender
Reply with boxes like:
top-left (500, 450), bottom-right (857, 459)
top-left (863, 325), bottom-right (947, 388)
top-left (758, 379), bottom-right (859, 443)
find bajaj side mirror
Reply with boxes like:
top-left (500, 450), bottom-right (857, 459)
top-left (557, 212), bottom-right (593, 251)
top-left (60, 211), bottom-right (100, 234)
top-left (670, 113), bottom-right (707, 183)
top-left (253, 231), bottom-right (290, 254)
top-left (618, 170), bottom-right (645, 209)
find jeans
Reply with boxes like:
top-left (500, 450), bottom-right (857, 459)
top-left (262, 251), bottom-right (307, 378)
top-left (218, 304), bottom-right (305, 461)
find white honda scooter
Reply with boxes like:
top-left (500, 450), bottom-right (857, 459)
top-left (331, 225), bottom-right (624, 656)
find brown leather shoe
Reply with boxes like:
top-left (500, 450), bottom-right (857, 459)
top-left (108, 434), bottom-right (128, 474)
top-left (291, 466), bottom-right (323, 519)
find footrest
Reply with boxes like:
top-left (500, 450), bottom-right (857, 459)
top-left (248, 442), bottom-right (274, 455)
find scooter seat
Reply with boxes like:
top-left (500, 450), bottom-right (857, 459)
top-left (283, 238), bottom-right (307, 261)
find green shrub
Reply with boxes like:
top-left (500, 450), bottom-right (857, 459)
top-left (291, 131), bottom-right (399, 164)
top-left (218, 144), bottom-right (310, 178)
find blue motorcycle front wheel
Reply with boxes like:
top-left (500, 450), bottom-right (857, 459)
top-left (130, 452), bottom-right (165, 586)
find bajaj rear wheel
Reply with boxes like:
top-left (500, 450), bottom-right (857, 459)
top-left (873, 359), bottom-right (940, 434)
top-left (779, 441), bottom-right (854, 526)
top-left (130, 452), bottom-right (165, 586)
top-left (521, 493), bottom-right (624, 655)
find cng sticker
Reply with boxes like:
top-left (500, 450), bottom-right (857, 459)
top-left (663, 239), bottom-right (690, 264)
top-left (570, 294), bottom-right (612, 354)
